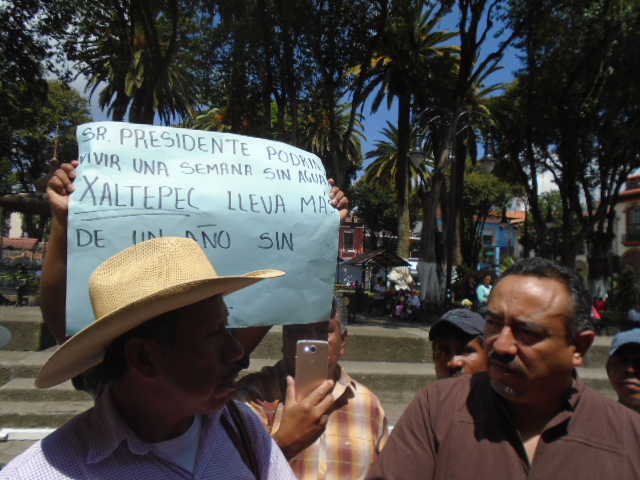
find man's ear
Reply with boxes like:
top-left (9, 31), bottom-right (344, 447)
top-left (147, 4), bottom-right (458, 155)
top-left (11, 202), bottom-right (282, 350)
top-left (123, 338), bottom-right (158, 379)
top-left (572, 330), bottom-right (596, 367)
top-left (340, 330), bottom-right (348, 357)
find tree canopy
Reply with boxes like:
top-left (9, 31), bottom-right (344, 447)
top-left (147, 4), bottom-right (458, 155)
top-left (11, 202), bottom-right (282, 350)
top-left (4, 0), bottom-right (640, 304)
top-left (497, 0), bottom-right (640, 273)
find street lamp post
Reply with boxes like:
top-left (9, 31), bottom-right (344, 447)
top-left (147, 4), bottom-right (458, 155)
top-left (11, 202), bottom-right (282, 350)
top-left (409, 131), bottom-right (431, 185)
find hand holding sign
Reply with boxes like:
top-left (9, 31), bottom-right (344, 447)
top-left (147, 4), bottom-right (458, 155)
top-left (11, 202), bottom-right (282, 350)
top-left (65, 122), bottom-right (341, 335)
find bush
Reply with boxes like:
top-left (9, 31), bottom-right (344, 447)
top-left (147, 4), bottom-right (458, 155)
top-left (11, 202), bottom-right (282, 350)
top-left (453, 263), bottom-right (473, 301)
top-left (499, 256), bottom-right (515, 274)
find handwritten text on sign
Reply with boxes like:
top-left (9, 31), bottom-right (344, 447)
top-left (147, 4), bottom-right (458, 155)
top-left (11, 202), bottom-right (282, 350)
top-left (66, 122), bottom-right (339, 334)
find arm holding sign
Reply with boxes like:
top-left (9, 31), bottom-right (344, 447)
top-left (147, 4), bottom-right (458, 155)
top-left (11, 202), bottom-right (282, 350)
top-left (40, 160), bottom-right (79, 344)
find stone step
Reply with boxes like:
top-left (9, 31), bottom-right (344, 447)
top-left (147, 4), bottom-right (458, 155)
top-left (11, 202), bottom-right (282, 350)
top-left (250, 321), bottom-right (615, 368)
top-left (0, 367), bottom-right (616, 430)
top-left (582, 335), bottom-right (612, 369)
top-left (0, 378), bottom-right (92, 403)
top-left (0, 328), bottom-right (617, 391)
top-left (0, 349), bottom-right (55, 385)
top-left (0, 315), bottom-right (620, 433)
top-left (243, 358), bottom-right (437, 406)
top-left (251, 323), bottom-right (433, 364)
top-left (0, 307), bottom-right (618, 367)
top-left (0, 401), bottom-right (93, 429)
top-left (0, 307), bottom-right (55, 352)
top-left (577, 366), bottom-right (617, 399)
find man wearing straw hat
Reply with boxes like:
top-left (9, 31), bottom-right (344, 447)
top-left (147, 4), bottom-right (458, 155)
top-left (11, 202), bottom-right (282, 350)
top-left (39, 160), bottom-right (349, 350)
top-left (1, 237), bottom-right (297, 479)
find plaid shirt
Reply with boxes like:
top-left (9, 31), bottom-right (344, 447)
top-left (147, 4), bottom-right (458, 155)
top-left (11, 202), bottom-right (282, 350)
top-left (235, 361), bottom-right (389, 480)
top-left (1, 389), bottom-right (295, 479)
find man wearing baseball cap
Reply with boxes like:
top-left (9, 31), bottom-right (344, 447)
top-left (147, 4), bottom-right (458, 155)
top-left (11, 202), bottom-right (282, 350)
top-left (429, 309), bottom-right (487, 379)
top-left (1, 237), bottom-right (297, 479)
top-left (607, 329), bottom-right (640, 413)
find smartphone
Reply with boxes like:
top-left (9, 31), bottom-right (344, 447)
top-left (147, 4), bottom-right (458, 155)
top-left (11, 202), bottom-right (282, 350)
top-left (295, 340), bottom-right (329, 402)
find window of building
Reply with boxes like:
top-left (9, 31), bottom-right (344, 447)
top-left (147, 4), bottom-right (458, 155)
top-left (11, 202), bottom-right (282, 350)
top-left (628, 206), bottom-right (640, 242)
top-left (482, 232), bottom-right (494, 245)
top-left (343, 231), bottom-right (354, 250)
top-left (627, 179), bottom-right (640, 191)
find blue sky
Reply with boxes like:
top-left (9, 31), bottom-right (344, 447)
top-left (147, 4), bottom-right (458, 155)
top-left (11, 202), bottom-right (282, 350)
top-left (359, 13), bottom-right (522, 167)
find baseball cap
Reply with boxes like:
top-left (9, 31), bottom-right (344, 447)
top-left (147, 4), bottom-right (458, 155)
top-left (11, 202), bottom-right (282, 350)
top-left (609, 328), bottom-right (640, 356)
top-left (429, 309), bottom-right (485, 341)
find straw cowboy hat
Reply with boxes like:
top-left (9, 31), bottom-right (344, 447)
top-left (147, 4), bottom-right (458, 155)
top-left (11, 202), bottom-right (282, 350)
top-left (36, 237), bottom-right (285, 388)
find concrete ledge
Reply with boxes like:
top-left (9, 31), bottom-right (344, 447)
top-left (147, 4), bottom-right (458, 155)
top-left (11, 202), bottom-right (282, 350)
top-left (0, 428), bottom-right (55, 441)
top-left (251, 324), bottom-right (432, 364)
top-left (243, 358), bottom-right (435, 405)
top-left (251, 328), bottom-right (284, 361)
top-left (582, 335), bottom-right (613, 369)
top-left (0, 352), bottom-right (32, 386)
top-left (0, 307), bottom-right (55, 352)
top-left (0, 401), bottom-right (93, 428)
top-left (577, 366), bottom-right (616, 399)
top-left (0, 349), bottom-right (56, 384)
top-left (0, 379), bottom-right (92, 403)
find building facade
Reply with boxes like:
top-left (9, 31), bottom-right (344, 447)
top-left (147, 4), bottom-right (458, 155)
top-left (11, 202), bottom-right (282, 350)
top-left (614, 174), bottom-right (640, 272)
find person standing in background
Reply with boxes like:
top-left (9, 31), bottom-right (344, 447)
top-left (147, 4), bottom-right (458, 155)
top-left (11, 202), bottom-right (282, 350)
top-left (475, 275), bottom-right (492, 317)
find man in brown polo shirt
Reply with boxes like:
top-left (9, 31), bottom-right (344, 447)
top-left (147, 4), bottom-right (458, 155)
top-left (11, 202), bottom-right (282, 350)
top-left (367, 257), bottom-right (640, 480)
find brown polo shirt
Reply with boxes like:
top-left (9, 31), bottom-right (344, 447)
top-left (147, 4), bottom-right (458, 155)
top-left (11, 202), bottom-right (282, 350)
top-left (367, 372), bottom-right (640, 479)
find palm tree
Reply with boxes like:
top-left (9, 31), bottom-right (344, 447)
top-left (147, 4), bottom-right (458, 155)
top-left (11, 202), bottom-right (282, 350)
top-left (356, 1), bottom-right (456, 258)
top-left (299, 102), bottom-right (366, 186)
top-left (363, 122), bottom-right (432, 249)
top-left (71, 0), bottom-right (201, 125)
top-left (406, 0), bottom-right (519, 309)
top-left (364, 122), bottom-right (433, 193)
top-left (190, 107), bottom-right (232, 132)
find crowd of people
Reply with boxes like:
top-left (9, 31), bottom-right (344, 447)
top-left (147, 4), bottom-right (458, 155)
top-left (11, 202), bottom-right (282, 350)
top-left (2, 159), bottom-right (640, 479)
top-left (389, 288), bottom-right (420, 321)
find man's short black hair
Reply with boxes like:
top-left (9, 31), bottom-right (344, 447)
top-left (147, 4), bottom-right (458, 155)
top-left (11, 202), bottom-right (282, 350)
top-left (496, 257), bottom-right (592, 341)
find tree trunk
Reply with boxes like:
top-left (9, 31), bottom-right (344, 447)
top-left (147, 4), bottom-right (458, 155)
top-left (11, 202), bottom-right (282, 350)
top-left (395, 92), bottom-right (411, 259)
top-left (419, 167), bottom-right (446, 307)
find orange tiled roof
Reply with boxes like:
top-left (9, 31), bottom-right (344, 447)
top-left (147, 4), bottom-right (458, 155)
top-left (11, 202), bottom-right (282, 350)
top-left (1, 237), bottom-right (39, 249)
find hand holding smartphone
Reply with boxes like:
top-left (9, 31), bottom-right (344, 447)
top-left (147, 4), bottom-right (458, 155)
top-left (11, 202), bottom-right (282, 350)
top-left (294, 340), bottom-right (329, 402)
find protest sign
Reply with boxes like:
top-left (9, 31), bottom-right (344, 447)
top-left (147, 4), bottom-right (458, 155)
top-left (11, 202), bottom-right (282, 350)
top-left (66, 122), bottom-right (339, 335)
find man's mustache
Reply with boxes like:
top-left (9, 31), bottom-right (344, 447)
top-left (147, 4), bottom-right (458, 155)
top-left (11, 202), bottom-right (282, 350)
top-left (488, 352), bottom-right (526, 376)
